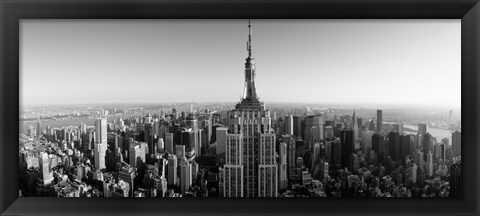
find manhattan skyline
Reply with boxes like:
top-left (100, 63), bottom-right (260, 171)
top-left (21, 19), bottom-right (460, 109)
top-left (19, 20), bottom-right (461, 198)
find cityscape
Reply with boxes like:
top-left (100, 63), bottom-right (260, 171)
top-left (19, 20), bottom-right (462, 198)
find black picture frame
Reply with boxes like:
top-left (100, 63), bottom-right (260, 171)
top-left (1, 0), bottom-right (479, 215)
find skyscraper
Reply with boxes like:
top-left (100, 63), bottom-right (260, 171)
top-left (319, 160), bottom-right (329, 180)
top-left (165, 133), bottom-right (174, 154)
top-left (293, 116), bottom-right (304, 139)
top-left (312, 142), bottom-right (321, 172)
top-left (222, 133), bottom-right (243, 197)
top-left (144, 123), bottom-right (154, 153)
top-left (418, 123), bottom-right (427, 136)
top-left (392, 123), bottom-right (403, 134)
top-left (196, 128), bottom-right (203, 157)
top-left (413, 150), bottom-right (424, 168)
top-left (185, 113), bottom-right (198, 130)
top-left (422, 133), bottom-right (432, 159)
top-left (331, 138), bottom-right (342, 168)
top-left (216, 127), bottom-right (228, 164)
top-left (376, 110), bottom-right (383, 135)
top-left (340, 129), bottom-right (354, 168)
top-left (36, 121), bottom-right (42, 138)
top-left (167, 154), bottom-right (178, 186)
top-left (372, 134), bottom-right (385, 163)
top-left (95, 118), bottom-right (108, 170)
top-left (417, 166), bottom-right (426, 185)
top-left (181, 129), bottom-right (196, 161)
top-left (157, 138), bottom-right (164, 153)
top-left (426, 151), bottom-right (433, 177)
top-left (129, 139), bottom-right (146, 169)
top-left (325, 140), bottom-right (332, 162)
top-left (388, 132), bottom-right (400, 162)
top-left (368, 119), bottom-right (375, 132)
top-left (38, 152), bottom-right (54, 185)
top-left (284, 115), bottom-right (294, 136)
top-left (118, 164), bottom-right (135, 197)
top-left (399, 134), bottom-right (411, 160)
top-left (304, 115), bottom-right (324, 149)
top-left (278, 142), bottom-right (288, 191)
top-left (352, 108), bottom-right (358, 140)
top-left (179, 161), bottom-right (192, 195)
top-left (175, 145), bottom-right (186, 161)
top-left (452, 131), bottom-right (461, 157)
top-left (286, 135), bottom-right (296, 180)
top-left (361, 130), bottom-right (374, 154)
top-left (224, 20), bottom-right (277, 197)
top-left (410, 163), bottom-right (418, 184)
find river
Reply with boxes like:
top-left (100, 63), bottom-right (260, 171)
top-left (402, 124), bottom-right (453, 145)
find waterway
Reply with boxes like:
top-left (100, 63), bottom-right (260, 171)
top-left (402, 124), bottom-right (453, 145)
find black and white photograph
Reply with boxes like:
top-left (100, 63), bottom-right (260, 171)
top-left (18, 19), bottom-right (462, 198)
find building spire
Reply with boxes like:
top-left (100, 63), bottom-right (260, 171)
top-left (241, 19), bottom-right (258, 102)
top-left (247, 19), bottom-right (252, 57)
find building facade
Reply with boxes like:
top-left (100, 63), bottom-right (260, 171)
top-left (223, 20), bottom-right (278, 197)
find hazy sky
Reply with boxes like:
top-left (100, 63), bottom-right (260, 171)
top-left (21, 19), bottom-right (461, 108)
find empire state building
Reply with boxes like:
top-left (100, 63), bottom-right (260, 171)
top-left (221, 20), bottom-right (278, 197)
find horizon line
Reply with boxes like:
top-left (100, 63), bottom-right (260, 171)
top-left (20, 101), bottom-right (461, 110)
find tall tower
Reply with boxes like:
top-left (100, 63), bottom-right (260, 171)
top-left (224, 20), bottom-right (278, 197)
top-left (179, 161), bottom-right (192, 195)
top-left (167, 154), bottom-right (178, 186)
top-left (38, 152), bottom-right (54, 185)
top-left (242, 19), bottom-right (258, 102)
top-left (352, 108), bottom-right (358, 141)
top-left (284, 115), bottom-right (294, 136)
top-left (427, 151), bottom-right (433, 177)
top-left (278, 142), bottom-right (288, 191)
top-left (376, 110), bottom-right (383, 135)
top-left (36, 121), bottom-right (42, 138)
top-left (95, 118), bottom-right (108, 170)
